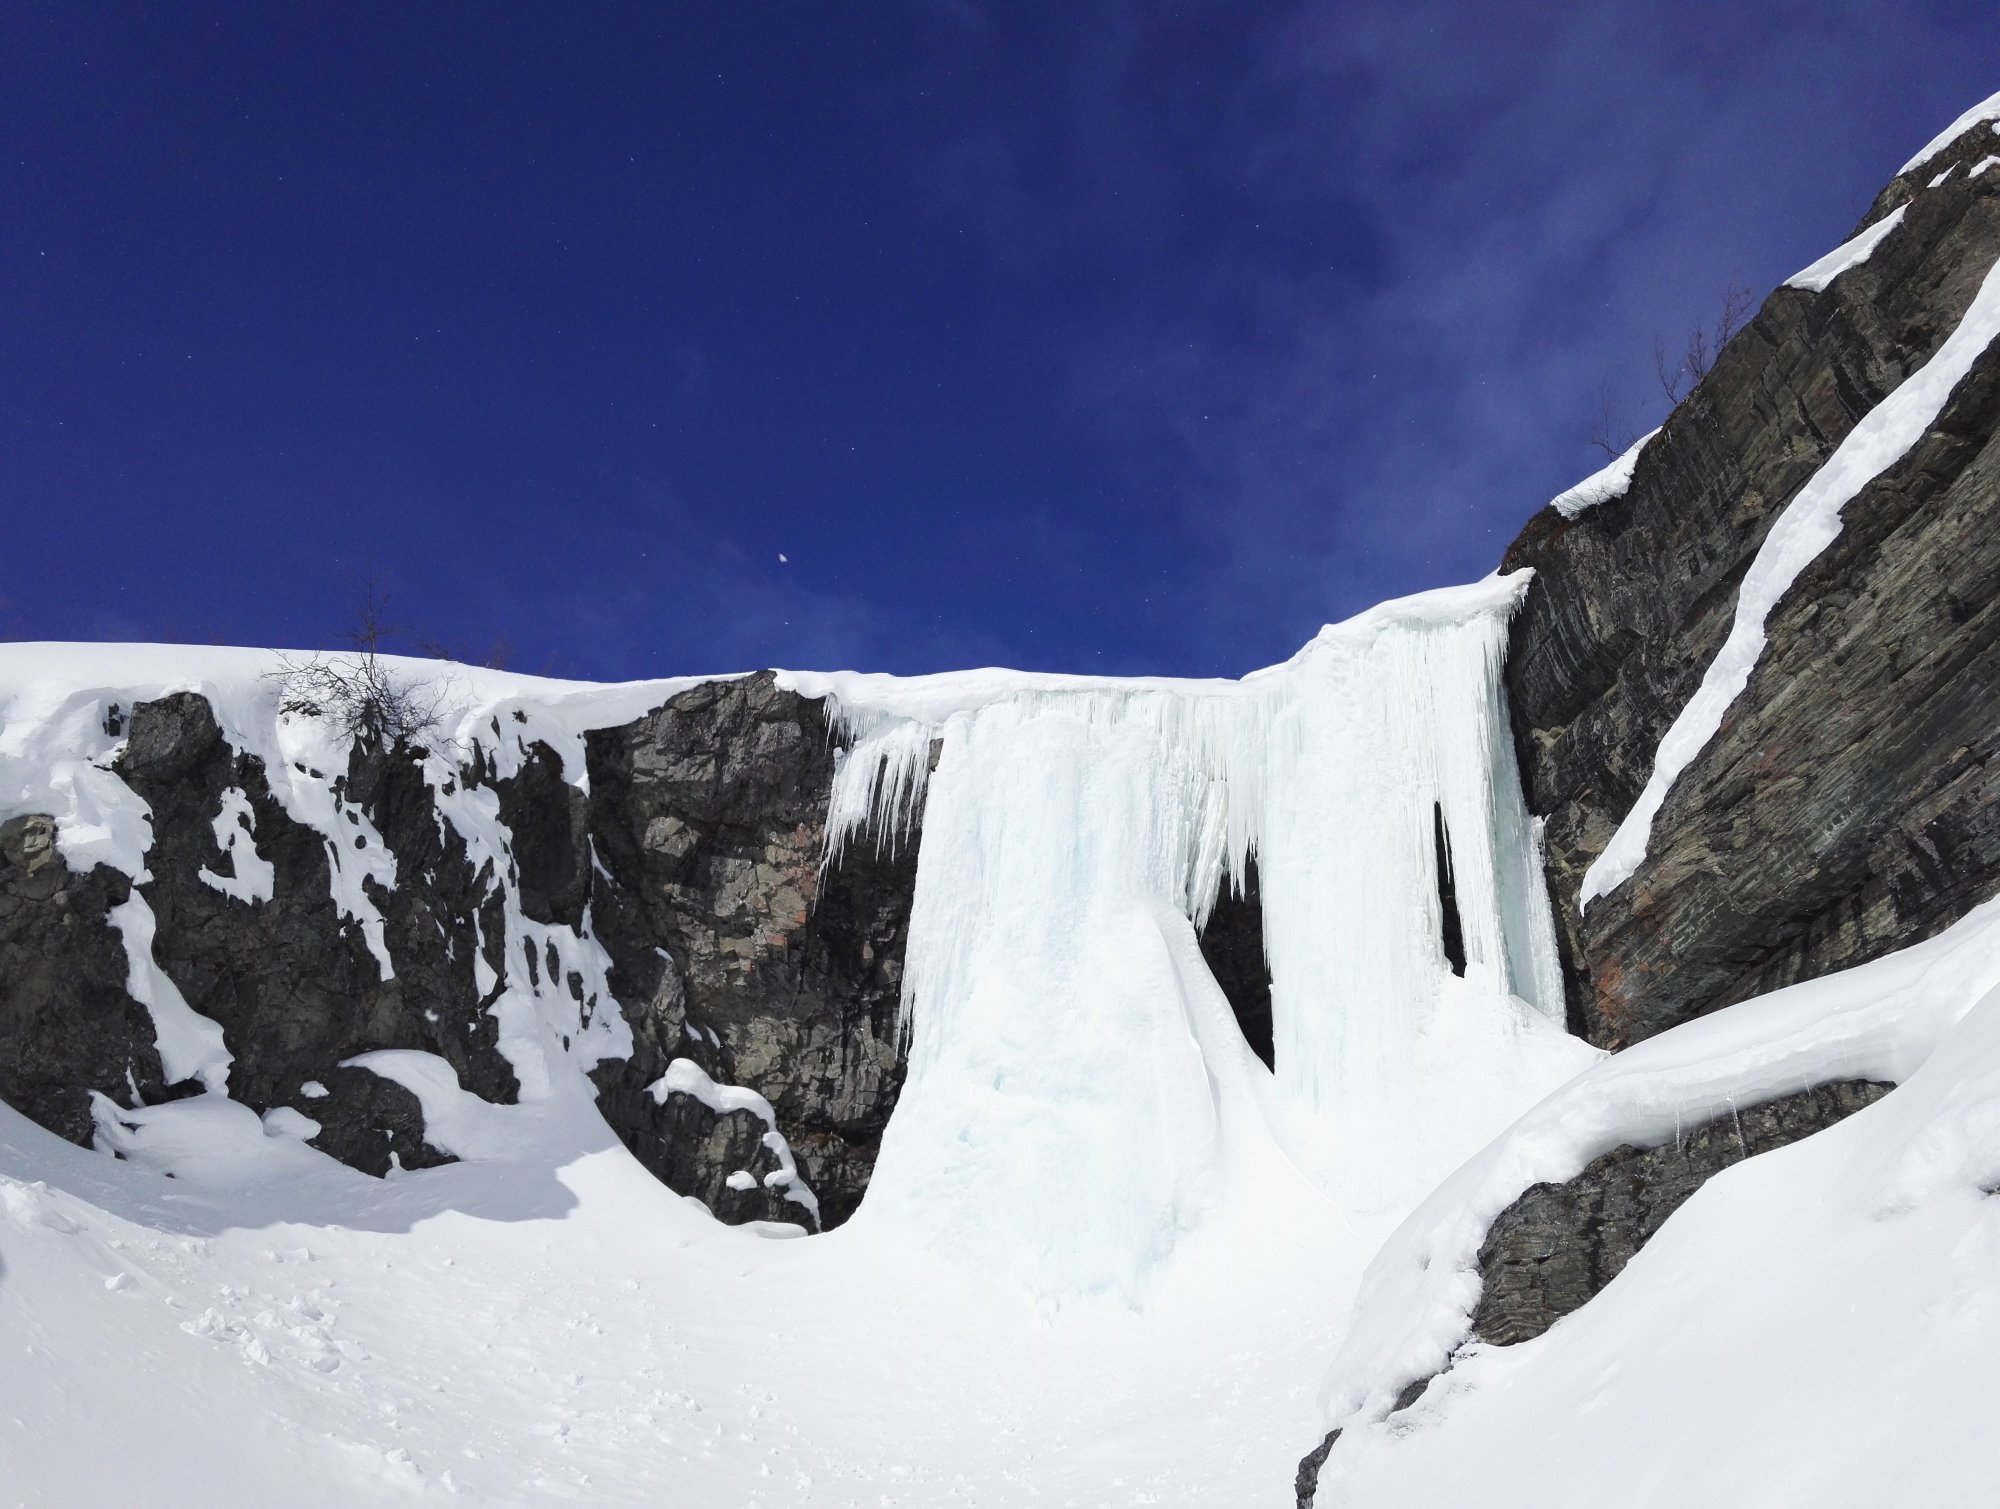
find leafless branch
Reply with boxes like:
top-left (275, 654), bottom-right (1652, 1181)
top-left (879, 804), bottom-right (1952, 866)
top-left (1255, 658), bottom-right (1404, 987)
top-left (266, 558), bottom-right (449, 751)
top-left (1654, 280), bottom-right (1756, 406)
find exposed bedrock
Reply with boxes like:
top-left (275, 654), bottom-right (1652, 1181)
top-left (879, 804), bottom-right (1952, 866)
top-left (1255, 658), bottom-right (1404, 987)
top-left (1504, 125), bottom-right (2000, 1047)
top-left (113, 691), bottom-right (510, 1174)
top-left (1470, 1078), bottom-right (1891, 1345)
top-left (586, 672), bottom-right (917, 1230)
top-left (0, 675), bottom-right (919, 1225)
top-left (1197, 857), bottom-right (1276, 1069)
top-left (0, 813), bottom-right (156, 1144)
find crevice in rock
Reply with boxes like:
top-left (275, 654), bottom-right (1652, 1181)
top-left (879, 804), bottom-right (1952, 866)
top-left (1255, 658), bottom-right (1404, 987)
top-left (1196, 856), bottom-right (1274, 1070)
top-left (1432, 802), bottom-right (1466, 977)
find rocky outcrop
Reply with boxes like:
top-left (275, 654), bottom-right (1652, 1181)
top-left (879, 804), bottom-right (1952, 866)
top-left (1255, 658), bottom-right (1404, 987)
top-left (113, 691), bottom-right (510, 1174)
top-left (1294, 1077), bottom-right (1891, 1506)
top-left (0, 813), bottom-right (160, 1144)
top-left (1505, 120), bottom-right (2000, 1047)
top-left (0, 674), bottom-right (919, 1224)
top-left (586, 673), bottom-right (917, 1229)
top-left (1295, 1429), bottom-right (1339, 1509)
top-left (1197, 858), bottom-right (1275, 1069)
top-left (1471, 1079), bottom-right (1890, 1345)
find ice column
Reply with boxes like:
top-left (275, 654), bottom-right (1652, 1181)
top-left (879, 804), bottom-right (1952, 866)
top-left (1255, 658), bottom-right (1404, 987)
top-left (833, 578), bottom-right (1596, 1286)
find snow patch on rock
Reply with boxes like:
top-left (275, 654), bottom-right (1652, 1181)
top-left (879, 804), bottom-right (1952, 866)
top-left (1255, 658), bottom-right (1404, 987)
top-left (1583, 239), bottom-right (2000, 909)
top-left (1785, 203), bottom-right (1908, 294)
top-left (1548, 429), bottom-right (1659, 520)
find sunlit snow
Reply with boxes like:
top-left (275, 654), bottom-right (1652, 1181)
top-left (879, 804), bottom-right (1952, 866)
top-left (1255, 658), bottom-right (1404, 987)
top-left (0, 578), bottom-right (1593, 1505)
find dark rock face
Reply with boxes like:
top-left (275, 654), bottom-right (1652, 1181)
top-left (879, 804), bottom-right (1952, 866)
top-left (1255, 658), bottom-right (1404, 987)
top-left (1504, 124), bottom-right (2000, 1046)
top-left (0, 675), bottom-right (919, 1223)
top-left (0, 813), bottom-right (161, 1144)
top-left (112, 692), bottom-right (513, 1171)
top-left (306, 1065), bottom-right (454, 1177)
top-left (586, 672), bottom-right (917, 1229)
top-left (493, 737), bottom-right (590, 929)
top-left (1473, 1079), bottom-right (1890, 1346)
top-left (1198, 858), bottom-right (1275, 1069)
top-left (1295, 1429), bottom-right (1339, 1509)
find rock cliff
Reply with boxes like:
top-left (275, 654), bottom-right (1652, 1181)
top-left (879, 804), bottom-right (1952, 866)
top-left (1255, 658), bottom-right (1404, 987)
top-left (0, 671), bottom-right (916, 1228)
top-left (1505, 118), bottom-right (2000, 1049)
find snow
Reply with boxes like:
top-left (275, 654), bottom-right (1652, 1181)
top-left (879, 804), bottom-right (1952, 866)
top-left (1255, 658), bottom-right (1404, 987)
top-left (1, 1058), bottom-right (1360, 1506)
top-left (1307, 893), bottom-right (2000, 1508)
top-left (1975, 155), bottom-right (2000, 180)
top-left (1581, 236), bottom-right (2000, 909)
top-left (0, 580), bottom-right (1607, 1503)
top-left (4, 551), bottom-right (1994, 1504)
top-left (1548, 428), bottom-right (1658, 519)
top-left (107, 892), bottom-right (232, 1093)
top-left (197, 785), bottom-right (275, 904)
top-left (1783, 203), bottom-right (1908, 293)
top-left (1897, 88), bottom-right (2000, 174)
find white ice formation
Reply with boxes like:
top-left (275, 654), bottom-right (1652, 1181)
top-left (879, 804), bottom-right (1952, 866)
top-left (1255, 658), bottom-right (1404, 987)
top-left (807, 575), bottom-right (1598, 1293)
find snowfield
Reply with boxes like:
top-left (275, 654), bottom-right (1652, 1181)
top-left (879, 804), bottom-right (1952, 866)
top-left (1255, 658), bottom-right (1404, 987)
top-left (4, 570), bottom-right (1997, 1506)
top-left (2, 1074), bottom-right (1361, 1507)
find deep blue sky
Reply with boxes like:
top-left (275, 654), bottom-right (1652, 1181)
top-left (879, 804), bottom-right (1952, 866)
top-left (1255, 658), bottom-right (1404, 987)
top-left (6, 4), bottom-right (1997, 679)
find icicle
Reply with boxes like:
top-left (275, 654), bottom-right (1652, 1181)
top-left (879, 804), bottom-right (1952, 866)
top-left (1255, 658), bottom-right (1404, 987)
top-left (848, 576), bottom-right (1600, 1282)
top-left (821, 710), bottom-right (936, 874)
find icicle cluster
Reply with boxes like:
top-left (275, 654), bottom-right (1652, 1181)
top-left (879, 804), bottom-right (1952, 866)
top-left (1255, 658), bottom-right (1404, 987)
top-left (825, 578), bottom-right (1595, 1288)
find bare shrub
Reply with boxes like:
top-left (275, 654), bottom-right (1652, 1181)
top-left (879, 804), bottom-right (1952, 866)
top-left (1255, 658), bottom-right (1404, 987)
top-left (1654, 280), bottom-right (1756, 406)
top-left (267, 564), bottom-right (449, 750)
top-left (1588, 380), bottom-right (1642, 462)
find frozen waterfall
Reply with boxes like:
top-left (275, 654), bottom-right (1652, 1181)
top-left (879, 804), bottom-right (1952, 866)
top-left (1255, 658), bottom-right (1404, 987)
top-left (793, 574), bottom-right (1599, 1296)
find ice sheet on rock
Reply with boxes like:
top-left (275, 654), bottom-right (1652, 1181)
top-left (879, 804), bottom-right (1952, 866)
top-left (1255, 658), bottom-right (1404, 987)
top-left (1582, 241), bottom-right (2000, 910)
top-left (823, 714), bottom-right (932, 868)
top-left (1898, 88), bottom-right (2000, 174)
top-left (1784, 203), bottom-right (1907, 294)
top-left (197, 786), bottom-right (275, 904)
top-left (1548, 428), bottom-right (1659, 519)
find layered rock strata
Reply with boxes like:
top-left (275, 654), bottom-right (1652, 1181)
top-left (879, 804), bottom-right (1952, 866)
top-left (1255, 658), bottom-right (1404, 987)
top-left (1505, 122), bottom-right (2000, 1047)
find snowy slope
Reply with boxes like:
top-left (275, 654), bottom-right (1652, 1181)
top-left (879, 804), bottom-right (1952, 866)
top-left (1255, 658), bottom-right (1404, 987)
top-left (1309, 896), bottom-right (2000, 1508)
top-left (2, 1071), bottom-right (1360, 1507)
